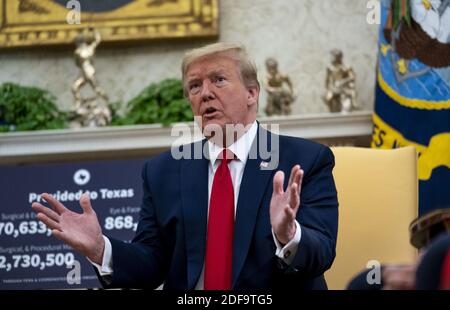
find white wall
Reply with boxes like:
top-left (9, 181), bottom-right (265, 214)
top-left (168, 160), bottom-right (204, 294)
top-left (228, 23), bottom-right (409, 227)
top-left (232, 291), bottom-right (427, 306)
top-left (0, 0), bottom-right (379, 115)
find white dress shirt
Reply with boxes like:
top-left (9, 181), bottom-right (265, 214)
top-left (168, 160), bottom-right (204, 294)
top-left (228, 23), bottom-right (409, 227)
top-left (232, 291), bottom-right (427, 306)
top-left (91, 121), bottom-right (301, 289)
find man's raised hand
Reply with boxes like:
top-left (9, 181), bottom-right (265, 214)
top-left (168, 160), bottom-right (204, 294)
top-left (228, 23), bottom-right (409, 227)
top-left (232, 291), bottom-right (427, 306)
top-left (31, 193), bottom-right (105, 265)
top-left (269, 165), bottom-right (304, 245)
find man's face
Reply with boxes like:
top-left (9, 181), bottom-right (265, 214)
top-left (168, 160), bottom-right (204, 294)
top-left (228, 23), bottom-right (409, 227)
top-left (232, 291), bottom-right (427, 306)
top-left (185, 54), bottom-right (259, 132)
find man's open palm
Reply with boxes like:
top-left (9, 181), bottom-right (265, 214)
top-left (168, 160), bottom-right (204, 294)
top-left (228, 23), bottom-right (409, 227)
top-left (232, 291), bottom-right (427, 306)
top-left (270, 165), bottom-right (303, 245)
top-left (31, 193), bottom-right (104, 264)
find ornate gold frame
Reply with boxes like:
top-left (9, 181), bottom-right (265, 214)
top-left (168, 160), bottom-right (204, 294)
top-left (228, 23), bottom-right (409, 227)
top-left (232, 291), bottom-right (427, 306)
top-left (0, 0), bottom-right (219, 48)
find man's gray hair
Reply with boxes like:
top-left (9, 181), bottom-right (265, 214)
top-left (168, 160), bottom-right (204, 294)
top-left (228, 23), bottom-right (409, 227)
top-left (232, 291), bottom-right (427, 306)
top-left (181, 42), bottom-right (260, 95)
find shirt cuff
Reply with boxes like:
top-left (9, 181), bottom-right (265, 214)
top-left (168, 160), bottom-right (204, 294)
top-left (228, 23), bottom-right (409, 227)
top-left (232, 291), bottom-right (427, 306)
top-left (87, 235), bottom-right (113, 276)
top-left (272, 220), bottom-right (302, 265)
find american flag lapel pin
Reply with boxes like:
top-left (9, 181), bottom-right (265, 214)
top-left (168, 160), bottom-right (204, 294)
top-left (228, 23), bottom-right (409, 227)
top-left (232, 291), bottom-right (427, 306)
top-left (260, 161), bottom-right (269, 169)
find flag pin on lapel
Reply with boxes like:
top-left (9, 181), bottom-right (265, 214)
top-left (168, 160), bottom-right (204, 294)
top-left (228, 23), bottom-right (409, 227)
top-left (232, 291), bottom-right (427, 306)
top-left (260, 161), bottom-right (269, 169)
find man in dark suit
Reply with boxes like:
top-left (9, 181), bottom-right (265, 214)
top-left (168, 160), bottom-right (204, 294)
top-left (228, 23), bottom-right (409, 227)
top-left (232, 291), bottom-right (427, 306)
top-left (32, 43), bottom-right (338, 290)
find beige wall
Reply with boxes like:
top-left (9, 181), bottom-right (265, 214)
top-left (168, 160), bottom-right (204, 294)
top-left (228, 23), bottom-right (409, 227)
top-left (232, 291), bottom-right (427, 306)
top-left (0, 0), bottom-right (379, 115)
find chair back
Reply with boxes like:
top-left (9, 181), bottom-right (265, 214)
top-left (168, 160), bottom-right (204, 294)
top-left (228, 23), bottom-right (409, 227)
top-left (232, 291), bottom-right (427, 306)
top-left (326, 146), bottom-right (418, 289)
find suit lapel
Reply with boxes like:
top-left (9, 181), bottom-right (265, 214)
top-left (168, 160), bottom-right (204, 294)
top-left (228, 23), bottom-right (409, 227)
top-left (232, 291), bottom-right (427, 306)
top-left (180, 140), bottom-right (209, 289)
top-left (232, 127), bottom-right (277, 287)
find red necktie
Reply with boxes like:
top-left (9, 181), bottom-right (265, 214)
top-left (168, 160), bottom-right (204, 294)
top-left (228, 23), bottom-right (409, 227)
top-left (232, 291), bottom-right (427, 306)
top-left (204, 149), bottom-right (235, 290)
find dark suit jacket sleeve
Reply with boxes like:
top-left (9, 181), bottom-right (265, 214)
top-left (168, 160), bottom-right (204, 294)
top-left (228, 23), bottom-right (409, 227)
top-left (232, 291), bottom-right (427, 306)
top-left (286, 145), bottom-right (338, 278)
top-left (99, 161), bottom-right (170, 289)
